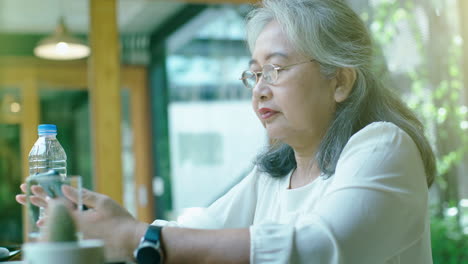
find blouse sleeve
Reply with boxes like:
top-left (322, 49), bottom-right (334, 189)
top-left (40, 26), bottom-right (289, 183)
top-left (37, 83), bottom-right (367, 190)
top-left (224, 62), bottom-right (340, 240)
top-left (250, 122), bottom-right (430, 263)
top-left (152, 166), bottom-right (260, 229)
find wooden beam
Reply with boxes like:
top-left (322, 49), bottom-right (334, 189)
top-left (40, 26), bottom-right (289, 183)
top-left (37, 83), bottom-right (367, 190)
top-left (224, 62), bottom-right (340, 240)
top-left (0, 60), bottom-right (141, 90)
top-left (0, 67), bottom-right (30, 86)
top-left (37, 65), bottom-right (87, 89)
top-left (19, 68), bottom-right (40, 241)
top-left (126, 66), bottom-right (155, 223)
top-left (0, 56), bottom-right (86, 67)
top-left (88, 0), bottom-right (123, 204)
top-left (20, 70), bottom-right (39, 181)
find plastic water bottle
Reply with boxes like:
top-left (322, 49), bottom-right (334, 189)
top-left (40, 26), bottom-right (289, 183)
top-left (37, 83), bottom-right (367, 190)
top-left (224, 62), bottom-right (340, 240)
top-left (28, 124), bottom-right (67, 177)
top-left (26, 124), bottom-right (67, 241)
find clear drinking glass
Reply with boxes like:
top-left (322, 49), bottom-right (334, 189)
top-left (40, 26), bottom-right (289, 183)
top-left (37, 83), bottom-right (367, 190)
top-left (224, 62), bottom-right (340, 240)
top-left (25, 175), bottom-right (82, 242)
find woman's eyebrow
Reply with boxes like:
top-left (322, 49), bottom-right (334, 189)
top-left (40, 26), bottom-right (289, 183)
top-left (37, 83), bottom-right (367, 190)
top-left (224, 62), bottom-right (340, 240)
top-left (249, 52), bottom-right (289, 66)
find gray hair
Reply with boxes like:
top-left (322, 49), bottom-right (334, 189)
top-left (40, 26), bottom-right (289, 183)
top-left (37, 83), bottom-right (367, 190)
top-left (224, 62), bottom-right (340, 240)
top-left (247, 0), bottom-right (435, 186)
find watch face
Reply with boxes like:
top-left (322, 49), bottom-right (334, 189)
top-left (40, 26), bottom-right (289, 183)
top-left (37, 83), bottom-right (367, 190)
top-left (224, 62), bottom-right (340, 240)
top-left (136, 246), bottom-right (162, 264)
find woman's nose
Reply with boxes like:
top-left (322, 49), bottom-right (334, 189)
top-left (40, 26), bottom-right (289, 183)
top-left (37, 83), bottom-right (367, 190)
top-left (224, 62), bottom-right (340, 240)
top-left (252, 78), bottom-right (272, 101)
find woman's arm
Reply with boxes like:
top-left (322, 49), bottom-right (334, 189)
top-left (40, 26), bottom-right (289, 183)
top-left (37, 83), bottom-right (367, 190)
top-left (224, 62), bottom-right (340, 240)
top-left (60, 167), bottom-right (260, 263)
top-left (161, 227), bottom-right (250, 264)
top-left (63, 186), bottom-right (251, 263)
top-left (64, 186), bottom-right (250, 263)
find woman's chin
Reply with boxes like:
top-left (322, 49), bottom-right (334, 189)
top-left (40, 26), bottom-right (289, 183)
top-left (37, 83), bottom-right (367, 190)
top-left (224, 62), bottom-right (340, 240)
top-left (266, 128), bottom-right (286, 141)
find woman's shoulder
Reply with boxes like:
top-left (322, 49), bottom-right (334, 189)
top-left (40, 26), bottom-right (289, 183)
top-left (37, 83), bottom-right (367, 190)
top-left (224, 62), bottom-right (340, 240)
top-left (344, 121), bottom-right (415, 152)
top-left (353, 120), bottom-right (406, 137)
top-left (335, 121), bottom-right (425, 178)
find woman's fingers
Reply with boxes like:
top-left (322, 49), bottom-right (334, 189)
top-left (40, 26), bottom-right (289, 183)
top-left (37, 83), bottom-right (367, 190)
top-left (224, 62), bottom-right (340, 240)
top-left (61, 185), bottom-right (79, 204)
top-left (82, 188), bottom-right (100, 208)
top-left (15, 194), bottom-right (27, 205)
top-left (62, 186), bottom-right (99, 209)
top-left (16, 193), bottom-right (47, 207)
top-left (30, 196), bottom-right (48, 208)
top-left (36, 216), bottom-right (48, 227)
top-left (18, 184), bottom-right (48, 207)
top-left (31, 185), bottom-right (48, 200)
top-left (20, 183), bottom-right (27, 193)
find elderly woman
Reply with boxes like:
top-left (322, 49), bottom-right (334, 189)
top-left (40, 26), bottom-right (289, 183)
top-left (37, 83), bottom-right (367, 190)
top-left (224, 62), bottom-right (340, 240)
top-left (18, 0), bottom-right (435, 263)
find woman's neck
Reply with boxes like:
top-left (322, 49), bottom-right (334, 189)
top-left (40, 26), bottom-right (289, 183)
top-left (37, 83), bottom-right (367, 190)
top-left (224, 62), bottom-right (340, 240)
top-left (289, 147), bottom-right (321, 189)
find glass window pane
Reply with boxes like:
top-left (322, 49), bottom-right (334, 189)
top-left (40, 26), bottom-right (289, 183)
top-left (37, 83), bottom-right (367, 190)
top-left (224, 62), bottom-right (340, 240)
top-left (39, 89), bottom-right (93, 189)
top-left (165, 6), bottom-right (267, 217)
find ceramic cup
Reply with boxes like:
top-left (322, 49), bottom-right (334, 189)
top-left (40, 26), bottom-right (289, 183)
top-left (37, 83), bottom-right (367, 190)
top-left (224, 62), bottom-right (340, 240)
top-left (22, 239), bottom-right (104, 264)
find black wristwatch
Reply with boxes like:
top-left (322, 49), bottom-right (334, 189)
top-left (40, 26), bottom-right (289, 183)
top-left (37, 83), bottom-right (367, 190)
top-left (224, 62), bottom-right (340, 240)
top-left (134, 225), bottom-right (164, 264)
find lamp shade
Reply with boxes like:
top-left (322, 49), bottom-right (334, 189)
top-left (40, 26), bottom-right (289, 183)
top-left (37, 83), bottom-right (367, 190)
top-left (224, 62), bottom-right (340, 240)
top-left (34, 17), bottom-right (90, 60)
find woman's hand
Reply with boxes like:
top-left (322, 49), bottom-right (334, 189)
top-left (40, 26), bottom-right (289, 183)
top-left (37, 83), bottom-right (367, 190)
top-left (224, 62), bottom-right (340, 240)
top-left (16, 183), bottom-right (48, 208)
top-left (17, 183), bottom-right (148, 261)
top-left (61, 186), bottom-right (148, 262)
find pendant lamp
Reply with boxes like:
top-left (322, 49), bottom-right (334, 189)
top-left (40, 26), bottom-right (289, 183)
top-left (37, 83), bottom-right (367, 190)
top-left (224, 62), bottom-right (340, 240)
top-left (34, 17), bottom-right (90, 60)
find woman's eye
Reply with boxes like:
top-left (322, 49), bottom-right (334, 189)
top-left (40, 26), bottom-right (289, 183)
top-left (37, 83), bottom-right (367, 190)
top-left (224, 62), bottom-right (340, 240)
top-left (272, 62), bottom-right (286, 68)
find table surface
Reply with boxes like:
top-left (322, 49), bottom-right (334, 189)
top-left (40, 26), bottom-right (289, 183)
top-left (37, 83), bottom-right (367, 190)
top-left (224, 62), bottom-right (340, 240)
top-left (0, 260), bottom-right (130, 264)
top-left (1, 261), bottom-right (134, 264)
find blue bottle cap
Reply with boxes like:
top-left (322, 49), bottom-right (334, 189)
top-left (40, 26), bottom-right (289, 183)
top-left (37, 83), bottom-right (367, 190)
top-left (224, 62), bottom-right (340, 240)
top-left (38, 124), bottom-right (57, 135)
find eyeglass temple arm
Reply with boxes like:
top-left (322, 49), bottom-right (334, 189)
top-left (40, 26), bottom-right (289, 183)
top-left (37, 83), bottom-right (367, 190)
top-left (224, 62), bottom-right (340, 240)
top-left (281, 59), bottom-right (316, 70)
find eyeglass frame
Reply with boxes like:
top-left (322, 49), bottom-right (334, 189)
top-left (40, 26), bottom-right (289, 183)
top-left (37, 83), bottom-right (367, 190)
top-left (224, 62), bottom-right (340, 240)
top-left (239, 59), bottom-right (316, 89)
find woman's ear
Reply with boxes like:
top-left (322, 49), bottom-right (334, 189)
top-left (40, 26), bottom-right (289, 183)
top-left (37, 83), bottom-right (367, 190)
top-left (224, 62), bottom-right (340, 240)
top-left (334, 68), bottom-right (356, 103)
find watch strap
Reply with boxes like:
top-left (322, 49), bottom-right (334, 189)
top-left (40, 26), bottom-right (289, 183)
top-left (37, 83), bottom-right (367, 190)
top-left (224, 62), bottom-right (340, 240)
top-left (144, 225), bottom-right (163, 244)
top-left (134, 225), bottom-right (164, 264)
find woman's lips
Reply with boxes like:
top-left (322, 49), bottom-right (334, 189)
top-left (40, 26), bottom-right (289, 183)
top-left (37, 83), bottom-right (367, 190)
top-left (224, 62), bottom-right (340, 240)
top-left (258, 108), bottom-right (279, 120)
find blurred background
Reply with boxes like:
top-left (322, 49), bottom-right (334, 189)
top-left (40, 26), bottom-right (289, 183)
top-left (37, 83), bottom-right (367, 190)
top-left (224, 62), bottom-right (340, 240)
top-left (0, 0), bottom-right (466, 262)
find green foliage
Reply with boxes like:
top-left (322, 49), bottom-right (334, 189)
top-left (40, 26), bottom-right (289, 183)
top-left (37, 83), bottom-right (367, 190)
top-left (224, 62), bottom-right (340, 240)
top-left (369, 0), bottom-right (467, 194)
top-left (431, 215), bottom-right (468, 263)
top-left (367, 0), bottom-right (468, 261)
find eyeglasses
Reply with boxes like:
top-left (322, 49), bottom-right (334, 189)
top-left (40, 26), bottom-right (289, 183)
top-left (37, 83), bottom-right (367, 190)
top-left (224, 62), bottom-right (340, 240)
top-left (239, 60), bottom-right (315, 89)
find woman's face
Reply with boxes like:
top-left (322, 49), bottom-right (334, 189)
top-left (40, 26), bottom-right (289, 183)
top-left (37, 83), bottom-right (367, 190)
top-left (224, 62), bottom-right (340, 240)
top-left (250, 20), bottom-right (337, 145)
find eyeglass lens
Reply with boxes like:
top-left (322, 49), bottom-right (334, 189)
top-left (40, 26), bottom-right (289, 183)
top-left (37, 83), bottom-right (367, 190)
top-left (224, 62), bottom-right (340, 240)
top-left (242, 64), bottom-right (279, 89)
top-left (262, 64), bottom-right (277, 84)
top-left (242, 71), bottom-right (257, 89)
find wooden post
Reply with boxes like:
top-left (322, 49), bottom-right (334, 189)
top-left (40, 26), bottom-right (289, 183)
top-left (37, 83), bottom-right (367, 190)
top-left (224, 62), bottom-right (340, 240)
top-left (125, 67), bottom-right (155, 222)
top-left (88, 0), bottom-right (123, 204)
top-left (20, 68), bottom-right (40, 241)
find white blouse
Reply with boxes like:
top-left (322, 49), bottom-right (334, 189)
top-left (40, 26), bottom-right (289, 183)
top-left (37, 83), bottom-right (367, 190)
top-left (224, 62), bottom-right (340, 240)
top-left (152, 122), bottom-right (433, 264)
